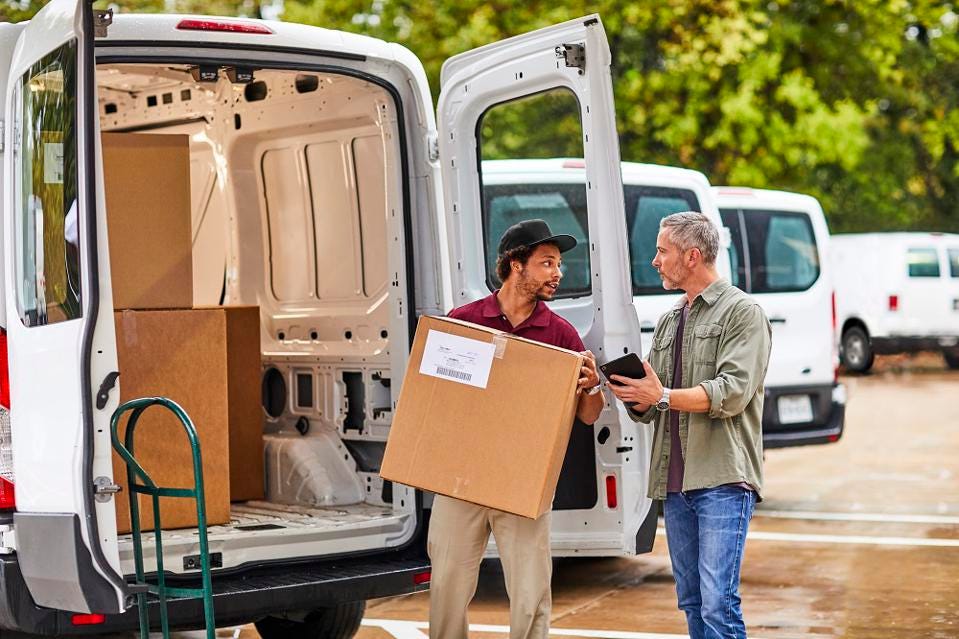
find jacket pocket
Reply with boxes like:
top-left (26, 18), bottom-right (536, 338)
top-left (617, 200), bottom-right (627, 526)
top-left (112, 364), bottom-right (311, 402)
top-left (693, 323), bottom-right (722, 364)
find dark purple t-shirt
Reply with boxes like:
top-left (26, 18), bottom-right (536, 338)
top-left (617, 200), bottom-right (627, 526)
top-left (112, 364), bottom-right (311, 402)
top-left (448, 290), bottom-right (585, 352)
top-left (666, 305), bottom-right (689, 493)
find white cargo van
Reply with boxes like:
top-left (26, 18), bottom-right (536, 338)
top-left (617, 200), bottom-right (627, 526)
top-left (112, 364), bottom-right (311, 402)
top-left (830, 232), bottom-right (959, 372)
top-left (713, 187), bottom-right (846, 448)
top-left (481, 163), bottom-right (844, 448)
top-left (0, 5), bottom-right (654, 635)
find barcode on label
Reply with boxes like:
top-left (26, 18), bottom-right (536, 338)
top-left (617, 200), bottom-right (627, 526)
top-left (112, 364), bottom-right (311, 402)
top-left (436, 366), bottom-right (472, 382)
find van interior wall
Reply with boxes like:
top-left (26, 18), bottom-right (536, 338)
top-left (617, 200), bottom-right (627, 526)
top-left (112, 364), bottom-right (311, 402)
top-left (97, 64), bottom-right (403, 512)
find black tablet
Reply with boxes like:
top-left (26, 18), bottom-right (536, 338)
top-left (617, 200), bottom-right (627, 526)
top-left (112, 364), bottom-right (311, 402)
top-left (599, 352), bottom-right (646, 385)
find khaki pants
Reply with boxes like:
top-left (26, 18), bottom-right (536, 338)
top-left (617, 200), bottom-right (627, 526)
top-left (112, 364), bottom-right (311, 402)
top-left (427, 494), bottom-right (552, 639)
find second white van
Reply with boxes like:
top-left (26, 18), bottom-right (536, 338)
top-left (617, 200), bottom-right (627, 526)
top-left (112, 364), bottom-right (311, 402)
top-left (713, 187), bottom-right (846, 448)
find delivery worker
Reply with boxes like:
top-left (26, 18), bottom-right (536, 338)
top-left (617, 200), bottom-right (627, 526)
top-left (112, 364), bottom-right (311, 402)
top-left (427, 218), bottom-right (604, 639)
top-left (607, 212), bottom-right (771, 639)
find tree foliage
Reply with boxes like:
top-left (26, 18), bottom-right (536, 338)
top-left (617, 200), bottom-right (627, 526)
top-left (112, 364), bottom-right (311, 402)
top-left (5, 0), bottom-right (959, 231)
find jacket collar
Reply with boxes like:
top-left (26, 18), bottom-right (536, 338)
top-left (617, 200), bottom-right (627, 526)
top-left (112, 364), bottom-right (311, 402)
top-left (671, 278), bottom-right (731, 311)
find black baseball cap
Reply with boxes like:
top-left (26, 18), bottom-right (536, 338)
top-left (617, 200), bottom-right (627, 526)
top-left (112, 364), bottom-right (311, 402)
top-left (497, 219), bottom-right (577, 255)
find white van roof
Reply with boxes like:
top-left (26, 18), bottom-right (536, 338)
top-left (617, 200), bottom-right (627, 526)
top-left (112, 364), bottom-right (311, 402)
top-left (102, 14), bottom-right (418, 66)
top-left (481, 158), bottom-right (711, 189)
top-left (831, 231), bottom-right (959, 244)
top-left (711, 186), bottom-right (822, 212)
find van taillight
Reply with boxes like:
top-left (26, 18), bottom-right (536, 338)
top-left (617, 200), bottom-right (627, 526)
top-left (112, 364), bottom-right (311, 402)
top-left (888, 295), bottom-right (899, 311)
top-left (176, 19), bottom-right (274, 34)
top-left (605, 475), bottom-right (618, 509)
top-left (0, 329), bottom-right (14, 511)
top-left (71, 613), bottom-right (106, 626)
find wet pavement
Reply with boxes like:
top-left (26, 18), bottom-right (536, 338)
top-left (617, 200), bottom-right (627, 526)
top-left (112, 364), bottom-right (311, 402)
top-left (173, 363), bottom-right (959, 638)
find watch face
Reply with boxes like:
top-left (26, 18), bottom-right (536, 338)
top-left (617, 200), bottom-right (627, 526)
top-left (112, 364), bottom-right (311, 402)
top-left (656, 401), bottom-right (669, 411)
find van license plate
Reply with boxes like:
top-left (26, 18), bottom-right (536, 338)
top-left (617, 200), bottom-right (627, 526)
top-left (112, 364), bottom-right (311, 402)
top-left (778, 395), bottom-right (813, 424)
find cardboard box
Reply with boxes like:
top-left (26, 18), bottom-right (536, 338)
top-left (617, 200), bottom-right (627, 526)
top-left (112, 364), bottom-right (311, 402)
top-left (102, 132), bottom-right (193, 310)
top-left (380, 316), bottom-right (583, 519)
top-left (112, 306), bottom-right (264, 533)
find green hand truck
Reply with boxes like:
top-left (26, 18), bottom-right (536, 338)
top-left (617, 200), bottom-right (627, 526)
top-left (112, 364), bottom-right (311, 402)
top-left (111, 397), bottom-right (216, 639)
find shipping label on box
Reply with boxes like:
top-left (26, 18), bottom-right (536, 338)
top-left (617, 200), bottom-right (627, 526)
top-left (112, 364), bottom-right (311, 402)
top-left (381, 315), bottom-right (584, 519)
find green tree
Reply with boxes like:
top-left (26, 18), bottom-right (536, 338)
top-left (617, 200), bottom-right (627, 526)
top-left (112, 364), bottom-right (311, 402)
top-left (7, 0), bottom-right (958, 232)
top-left (281, 0), bottom-right (959, 232)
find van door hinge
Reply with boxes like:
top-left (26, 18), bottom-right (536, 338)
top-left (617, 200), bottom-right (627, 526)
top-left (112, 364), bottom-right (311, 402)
top-left (0, 120), bottom-right (4, 153)
top-left (94, 476), bottom-right (122, 503)
top-left (93, 8), bottom-right (113, 38)
top-left (555, 43), bottom-right (586, 74)
top-left (427, 131), bottom-right (439, 162)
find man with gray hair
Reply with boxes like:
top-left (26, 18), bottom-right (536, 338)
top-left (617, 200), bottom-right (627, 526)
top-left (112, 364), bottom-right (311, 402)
top-left (608, 211), bottom-right (771, 639)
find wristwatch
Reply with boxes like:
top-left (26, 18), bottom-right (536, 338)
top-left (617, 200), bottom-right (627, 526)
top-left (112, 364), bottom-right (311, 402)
top-left (586, 384), bottom-right (602, 396)
top-left (655, 388), bottom-right (671, 412)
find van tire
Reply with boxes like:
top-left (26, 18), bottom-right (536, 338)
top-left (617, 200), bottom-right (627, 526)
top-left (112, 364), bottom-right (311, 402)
top-left (254, 601), bottom-right (366, 639)
top-left (841, 326), bottom-right (874, 373)
top-left (944, 349), bottom-right (959, 370)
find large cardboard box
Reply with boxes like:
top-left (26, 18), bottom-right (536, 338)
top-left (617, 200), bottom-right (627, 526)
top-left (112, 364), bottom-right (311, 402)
top-left (112, 306), bottom-right (264, 533)
top-left (102, 132), bottom-right (193, 310)
top-left (380, 316), bottom-right (584, 519)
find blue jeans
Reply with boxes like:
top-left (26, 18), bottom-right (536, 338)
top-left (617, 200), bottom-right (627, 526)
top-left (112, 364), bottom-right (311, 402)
top-left (664, 486), bottom-right (757, 639)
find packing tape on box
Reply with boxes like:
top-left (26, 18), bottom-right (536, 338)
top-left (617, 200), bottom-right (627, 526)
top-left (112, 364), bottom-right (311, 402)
top-left (492, 335), bottom-right (507, 359)
top-left (452, 475), bottom-right (470, 496)
top-left (122, 311), bottom-right (138, 346)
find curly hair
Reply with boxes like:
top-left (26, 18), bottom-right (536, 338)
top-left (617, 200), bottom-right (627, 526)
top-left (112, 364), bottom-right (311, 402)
top-left (495, 245), bottom-right (534, 284)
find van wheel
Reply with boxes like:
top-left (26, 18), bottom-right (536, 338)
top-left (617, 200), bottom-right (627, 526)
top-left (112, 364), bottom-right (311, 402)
top-left (841, 326), bottom-right (874, 373)
top-left (944, 349), bottom-right (959, 370)
top-left (254, 601), bottom-right (366, 639)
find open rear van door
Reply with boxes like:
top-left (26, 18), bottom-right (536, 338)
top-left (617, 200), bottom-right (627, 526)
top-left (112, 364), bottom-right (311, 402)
top-left (4, 0), bottom-right (125, 613)
top-left (437, 15), bottom-right (654, 555)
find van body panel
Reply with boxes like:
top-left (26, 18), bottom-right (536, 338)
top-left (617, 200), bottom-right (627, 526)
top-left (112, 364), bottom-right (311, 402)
top-left (4, 0), bottom-right (125, 613)
top-left (438, 18), bottom-right (650, 556)
top-left (0, 23), bottom-right (27, 327)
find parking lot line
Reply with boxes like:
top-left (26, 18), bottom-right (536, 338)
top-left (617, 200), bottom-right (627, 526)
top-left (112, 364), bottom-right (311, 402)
top-left (655, 528), bottom-right (959, 547)
top-left (754, 509), bottom-right (959, 525)
top-left (361, 618), bottom-right (769, 638)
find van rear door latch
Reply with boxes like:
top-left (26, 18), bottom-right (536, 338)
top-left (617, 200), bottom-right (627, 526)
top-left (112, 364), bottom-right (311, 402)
top-left (94, 476), bottom-right (122, 503)
top-left (555, 44), bottom-right (586, 74)
top-left (96, 371), bottom-right (120, 410)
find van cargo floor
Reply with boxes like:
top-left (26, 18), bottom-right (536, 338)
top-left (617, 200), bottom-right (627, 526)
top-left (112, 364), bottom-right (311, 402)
top-left (117, 501), bottom-right (411, 575)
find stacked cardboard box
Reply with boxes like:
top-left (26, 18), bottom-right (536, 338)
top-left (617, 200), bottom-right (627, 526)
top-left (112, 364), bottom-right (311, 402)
top-left (104, 133), bottom-right (264, 533)
top-left (380, 316), bottom-right (584, 519)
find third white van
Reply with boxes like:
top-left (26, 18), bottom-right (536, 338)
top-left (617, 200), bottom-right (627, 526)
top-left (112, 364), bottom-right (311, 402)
top-left (831, 232), bottom-right (959, 372)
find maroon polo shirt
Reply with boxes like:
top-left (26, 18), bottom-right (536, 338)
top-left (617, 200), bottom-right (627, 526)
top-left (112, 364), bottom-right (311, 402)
top-left (448, 290), bottom-right (585, 352)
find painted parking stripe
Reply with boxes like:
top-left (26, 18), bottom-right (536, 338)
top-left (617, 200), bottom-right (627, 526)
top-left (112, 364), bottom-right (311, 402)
top-left (755, 509), bottom-right (959, 525)
top-left (362, 619), bottom-right (771, 638)
top-left (655, 528), bottom-right (959, 547)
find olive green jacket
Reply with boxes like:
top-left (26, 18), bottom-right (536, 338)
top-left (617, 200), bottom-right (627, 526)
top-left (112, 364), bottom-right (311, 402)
top-left (630, 279), bottom-right (772, 500)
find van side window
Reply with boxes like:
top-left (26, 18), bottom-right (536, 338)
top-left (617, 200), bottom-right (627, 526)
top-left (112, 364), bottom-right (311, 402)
top-left (719, 209), bottom-right (819, 293)
top-left (626, 187), bottom-right (700, 295)
top-left (482, 185), bottom-right (590, 297)
top-left (478, 89), bottom-right (590, 298)
top-left (719, 209), bottom-right (745, 289)
top-left (14, 42), bottom-right (81, 327)
top-left (907, 248), bottom-right (941, 278)
top-left (948, 249), bottom-right (959, 278)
